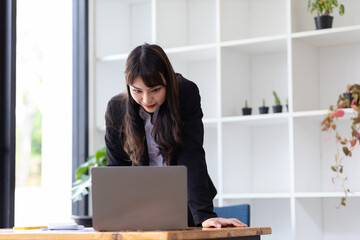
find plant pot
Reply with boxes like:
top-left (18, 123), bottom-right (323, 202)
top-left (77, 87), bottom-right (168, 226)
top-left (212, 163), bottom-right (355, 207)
top-left (272, 105), bottom-right (282, 113)
top-left (72, 215), bottom-right (93, 227)
top-left (242, 107), bottom-right (252, 116)
top-left (259, 106), bottom-right (269, 114)
top-left (343, 92), bottom-right (353, 108)
top-left (315, 16), bottom-right (333, 30)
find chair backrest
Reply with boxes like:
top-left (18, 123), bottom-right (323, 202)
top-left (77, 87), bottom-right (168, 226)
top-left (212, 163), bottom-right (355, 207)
top-left (213, 204), bottom-right (250, 226)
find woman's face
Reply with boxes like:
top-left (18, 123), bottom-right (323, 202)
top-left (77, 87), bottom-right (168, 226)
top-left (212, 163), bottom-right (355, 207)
top-left (129, 76), bottom-right (166, 113)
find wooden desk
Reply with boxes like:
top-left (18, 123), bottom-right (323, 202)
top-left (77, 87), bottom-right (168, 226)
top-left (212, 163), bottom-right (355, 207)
top-left (0, 227), bottom-right (271, 240)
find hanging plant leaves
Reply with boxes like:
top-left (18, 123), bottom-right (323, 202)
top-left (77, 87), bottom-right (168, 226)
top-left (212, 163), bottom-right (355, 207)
top-left (343, 146), bottom-right (349, 156)
top-left (332, 109), bottom-right (345, 118)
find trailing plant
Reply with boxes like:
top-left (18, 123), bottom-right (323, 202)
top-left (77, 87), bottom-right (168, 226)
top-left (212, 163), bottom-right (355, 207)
top-left (72, 145), bottom-right (108, 202)
top-left (321, 84), bottom-right (360, 207)
top-left (308, 0), bottom-right (345, 16)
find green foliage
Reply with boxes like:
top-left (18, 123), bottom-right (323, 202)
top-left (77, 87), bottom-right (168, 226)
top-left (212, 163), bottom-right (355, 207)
top-left (262, 99), bottom-right (266, 107)
top-left (308, 0), bottom-right (345, 16)
top-left (272, 91), bottom-right (281, 106)
top-left (244, 100), bottom-right (248, 108)
top-left (72, 145), bottom-right (108, 202)
top-left (31, 108), bottom-right (42, 157)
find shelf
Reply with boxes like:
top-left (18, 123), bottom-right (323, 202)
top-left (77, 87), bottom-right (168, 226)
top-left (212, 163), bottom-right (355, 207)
top-left (97, 53), bottom-right (128, 62)
top-left (291, 25), bottom-right (360, 48)
top-left (295, 192), bottom-right (360, 198)
top-left (220, 35), bottom-right (287, 55)
top-left (222, 193), bottom-right (291, 199)
top-left (221, 113), bottom-right (289, 126)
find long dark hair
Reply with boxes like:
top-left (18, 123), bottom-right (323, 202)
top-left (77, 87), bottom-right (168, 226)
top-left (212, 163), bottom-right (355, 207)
top-left (123, 43), bottom-right (182, 165)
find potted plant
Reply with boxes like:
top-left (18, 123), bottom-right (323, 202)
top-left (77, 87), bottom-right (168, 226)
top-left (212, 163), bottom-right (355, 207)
top-left (272, 91), bottom-right (282, 113)
top-left (343, 84), bottom-right (353, 108)
top-left (71, 145), bottom-right (108, 226)
top-left (307, 0), bottom-right (345, 30)
top-left (259, 99), bottom-right (269, 114)
top-left (321, 84), bottom-right (360, 207)
top-left (242, 100), bottom-right (252, 116)
top-left (286, 97), bottom-right (289, 112)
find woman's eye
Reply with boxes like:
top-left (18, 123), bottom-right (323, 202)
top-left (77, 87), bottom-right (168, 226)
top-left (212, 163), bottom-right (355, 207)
top-left (133, 89), bottom-right (142, 93)
top-left (152, 88), bottom-right (161, 92)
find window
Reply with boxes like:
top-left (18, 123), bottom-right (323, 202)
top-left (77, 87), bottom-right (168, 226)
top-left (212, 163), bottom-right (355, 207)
top-left (15, 0), bottom-right (72, 226)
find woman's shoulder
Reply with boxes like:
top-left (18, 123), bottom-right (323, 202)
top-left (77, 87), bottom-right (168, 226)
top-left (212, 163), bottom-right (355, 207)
top-left (176, 73), bottom-right (199, 95)
top-left (176, 73), bottom-right (202, 119)
top-left (105, 93), bottom-right (127, 125)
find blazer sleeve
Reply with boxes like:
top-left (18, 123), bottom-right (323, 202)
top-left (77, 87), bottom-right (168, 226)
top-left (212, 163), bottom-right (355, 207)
top-left (177, 79), bottom-right (218, 226)
top-left (105, 95), bottom-right (132, 166)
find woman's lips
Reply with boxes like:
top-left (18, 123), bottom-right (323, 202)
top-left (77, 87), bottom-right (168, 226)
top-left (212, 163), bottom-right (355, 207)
top-left (145, 104), bottom-right (156, 108)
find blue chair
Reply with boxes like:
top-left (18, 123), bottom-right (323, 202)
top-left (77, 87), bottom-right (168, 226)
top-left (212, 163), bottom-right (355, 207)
top-left (214, 204), bottom-right (250, 226)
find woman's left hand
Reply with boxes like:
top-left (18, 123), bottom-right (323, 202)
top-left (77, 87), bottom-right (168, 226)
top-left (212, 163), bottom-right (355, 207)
top-left (202, 217), bottom-right (248, 228)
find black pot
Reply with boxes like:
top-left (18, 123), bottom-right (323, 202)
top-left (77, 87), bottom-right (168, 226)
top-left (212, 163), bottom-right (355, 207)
top-left (343, 92), bottom-right (353, 108)
top-left (272, 105), bottom-right (283, 113)
top-left (242, 107), bottom-right (252, 116)
top-left (72, 215), bottom-right (93, 227)
top-left (259, 106), bottom-right (269, 114)
top-left (315, 16), bottom-right (333, 30)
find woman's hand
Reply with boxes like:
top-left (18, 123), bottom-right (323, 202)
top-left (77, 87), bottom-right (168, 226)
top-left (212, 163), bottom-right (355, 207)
top-left (202, 217), bottom-right (248, 228)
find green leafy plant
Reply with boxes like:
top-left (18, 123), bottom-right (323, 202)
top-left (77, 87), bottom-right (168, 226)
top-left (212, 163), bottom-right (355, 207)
top-left (72, 145), bottom-right (108, 202)
top-left (272, 91), bottom-right (281, 106)
top-left (262, 99), bottom-right (266, 107)
top-left (244, 100), bottom-right (249, 108)
top-left (321, 84), bottom-right (360, 207)
top-left (308, 0), bottom-right (345, 16)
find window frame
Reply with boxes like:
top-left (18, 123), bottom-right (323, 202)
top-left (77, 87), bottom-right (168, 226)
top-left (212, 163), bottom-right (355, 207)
top-left (0, 0), bottom-right (16, 228)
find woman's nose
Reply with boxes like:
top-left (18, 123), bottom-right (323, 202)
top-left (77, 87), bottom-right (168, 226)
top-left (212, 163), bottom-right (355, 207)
top-left (143, 92), bottom-right (151, 104)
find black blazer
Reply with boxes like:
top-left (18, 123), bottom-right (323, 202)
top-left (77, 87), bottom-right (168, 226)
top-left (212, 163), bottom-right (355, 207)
top-left (104, 73), bottom-right (218, 226)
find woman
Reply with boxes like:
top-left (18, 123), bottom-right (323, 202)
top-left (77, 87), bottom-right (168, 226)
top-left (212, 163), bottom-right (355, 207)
top-left (105, 43), bottom-right (247, 228)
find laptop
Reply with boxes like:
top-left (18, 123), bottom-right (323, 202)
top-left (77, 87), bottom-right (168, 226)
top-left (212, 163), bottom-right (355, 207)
top-left (91, 166), bottom-right (188, 231)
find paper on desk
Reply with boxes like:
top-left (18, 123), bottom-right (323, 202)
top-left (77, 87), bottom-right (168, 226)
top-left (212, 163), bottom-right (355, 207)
top-left (47, 223), bottom-right (84, 230)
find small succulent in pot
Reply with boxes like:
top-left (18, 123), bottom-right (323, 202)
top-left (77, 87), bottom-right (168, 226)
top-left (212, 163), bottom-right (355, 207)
top-left (286, 97), bottom-right (289, 112)
top-left (259, 99), bottom-right (269, 114)
top-left (242, 100), bottom-right (252, 116)
top-left (272, 91), bottom-right (282, 113)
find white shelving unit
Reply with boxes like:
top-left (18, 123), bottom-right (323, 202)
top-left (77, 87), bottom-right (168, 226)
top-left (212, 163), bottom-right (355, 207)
top-left (89, 0), bottom-right (360, 239)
